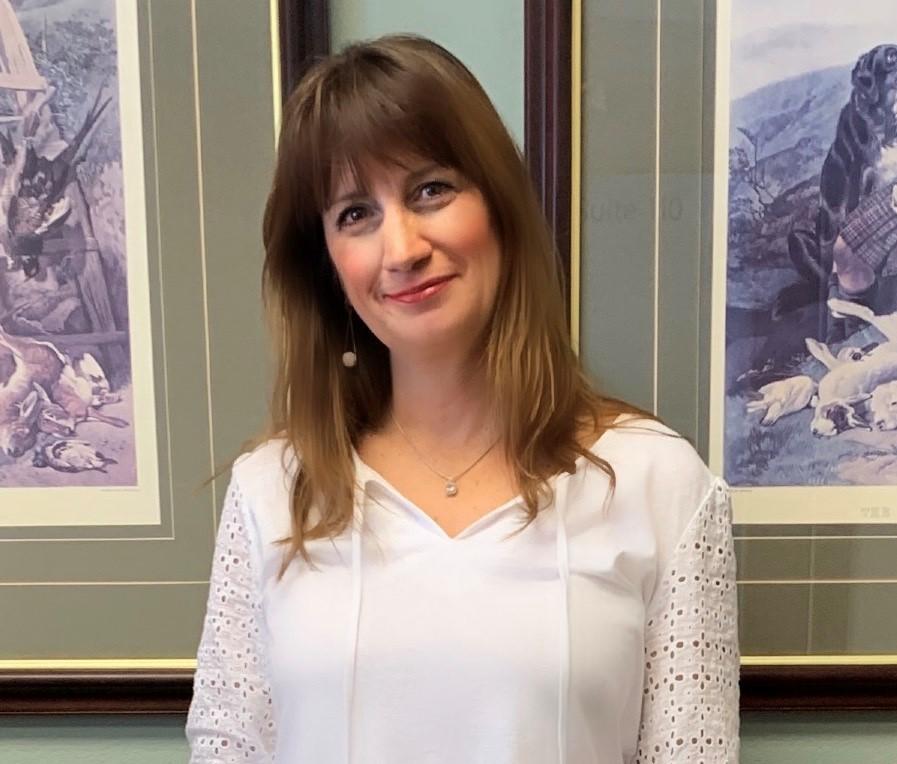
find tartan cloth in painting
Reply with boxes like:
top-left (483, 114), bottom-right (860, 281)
top-left (839, 183), bottom-right (897, 277)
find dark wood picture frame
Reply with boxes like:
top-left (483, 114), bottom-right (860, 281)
top-left (0, 0), bottom-right (331, 716)
top-left (524, 0), bottom-right (572, 330)
top-left (278, 0), bottom-right (331, 101)
top-left (526, 0), bottom-right (897, 711)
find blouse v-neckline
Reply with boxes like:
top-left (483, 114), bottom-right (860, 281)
top-left (350, 423), bottom-right (618, 542)
top-left (351, 447), bottom-right (523, 541)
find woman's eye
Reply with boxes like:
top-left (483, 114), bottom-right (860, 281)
top-left (418, 180), bottom-right (452, 200)
top-left (336, 206), bottom-right (367, 229)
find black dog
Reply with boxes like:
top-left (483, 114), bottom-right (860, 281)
top-left (785, 44), bottom-right (897, 341)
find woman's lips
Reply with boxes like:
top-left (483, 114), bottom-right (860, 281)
top-left (385, 276), bottom-right (454, 304)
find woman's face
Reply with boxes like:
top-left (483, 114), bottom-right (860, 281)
top-left (322, 155), bottom-right (502, 362)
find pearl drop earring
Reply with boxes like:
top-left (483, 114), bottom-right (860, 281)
top-left (342, 305), bottom-right (357, 368)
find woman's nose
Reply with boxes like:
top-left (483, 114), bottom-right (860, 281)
top-left (381, 206), bottom-right (431, 271)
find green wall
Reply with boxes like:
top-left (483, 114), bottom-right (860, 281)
top-left (741, 712), bottom-right (897, 763)
top-left (3, 1), bottom-right (895, 762)
top-left (2, 712), bottom-right (897, 763)
top-left (0, 717), bottom-right (186, 763)
top-left (330, 0), bottom-right (524, 150)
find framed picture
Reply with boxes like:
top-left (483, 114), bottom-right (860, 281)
top-left (0, 0), bottom-right (325, 714)
top-left (710, 0), bottom-right (897, 710)
top-left (537, 0), bottom-right (897, 709)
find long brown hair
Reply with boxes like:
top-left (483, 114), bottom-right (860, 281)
top-left (247, 33), bottom-right (661, 567)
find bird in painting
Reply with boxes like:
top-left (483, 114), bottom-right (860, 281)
top-left (32, 439), bottom-right (116, 473)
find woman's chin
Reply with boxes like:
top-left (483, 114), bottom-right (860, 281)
top-left (386, 329), bottom-right (467, 359)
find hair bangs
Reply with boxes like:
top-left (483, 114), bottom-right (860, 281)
top-left (299, 58), bottom-right (478, 216)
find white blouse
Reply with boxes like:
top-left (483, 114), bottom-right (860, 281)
top-left (186, 417), bottom-right (740, 763)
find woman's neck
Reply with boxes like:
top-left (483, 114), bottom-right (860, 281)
top-left (385, 351), bottom-right (499, 455)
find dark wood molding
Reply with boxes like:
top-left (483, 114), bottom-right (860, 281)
top-left (7, 663), bottom-right (895, 715)
top-left (278, 0), bottom-right (331, 102)
top-left (0, 670), bottom-right (193, 715)
top-left (524, 0), bottom-right (572, 325)
top-left (740, 664), bottom-right (897, 712)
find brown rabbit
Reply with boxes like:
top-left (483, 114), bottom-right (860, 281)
top-left (0, 345), bottom-right (40, 457)
top-left (0, 328), bottom-right (128, 442)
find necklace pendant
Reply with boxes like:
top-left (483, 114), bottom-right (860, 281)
top-left (445, 480), bottom-right (458, 497)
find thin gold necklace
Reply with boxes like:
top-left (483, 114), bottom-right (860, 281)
top-left (389, 409), bottom-right (501, 497)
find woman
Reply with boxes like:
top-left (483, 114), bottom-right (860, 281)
top-left (186, 33), bottom-right (740, 763)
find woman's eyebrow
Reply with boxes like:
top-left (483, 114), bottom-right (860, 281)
top-left (405, 161), bottom-right (444, 182)
top-left (327, 189), bottom-right (367, 212)
top-left (327, 162), bottom-right (447, 212)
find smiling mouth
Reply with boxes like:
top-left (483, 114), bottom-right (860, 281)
top-left (385, 276), bottom-right (455, 304)
top-left (385, 275), bottom-right (456, 299)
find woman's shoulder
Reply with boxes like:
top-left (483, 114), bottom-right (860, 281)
top-left (597, 413), bottom-right (722, 529)
top-left (601, 413), bottom-right (705, 471)
top-left (231, 434), bottom-right (300, 501)
top-left (223, 435), bottom-right (301, 543)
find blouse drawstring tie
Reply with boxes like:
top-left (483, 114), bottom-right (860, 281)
top-left (554, 474), bottom-right (572, 764)
top-left (345, 492), bottom-right (364, 764)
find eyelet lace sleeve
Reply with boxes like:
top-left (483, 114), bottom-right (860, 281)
top-left (186, 475), bottom-right (277, 762)
top-left (634, 477), bottom-right (740, 763)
